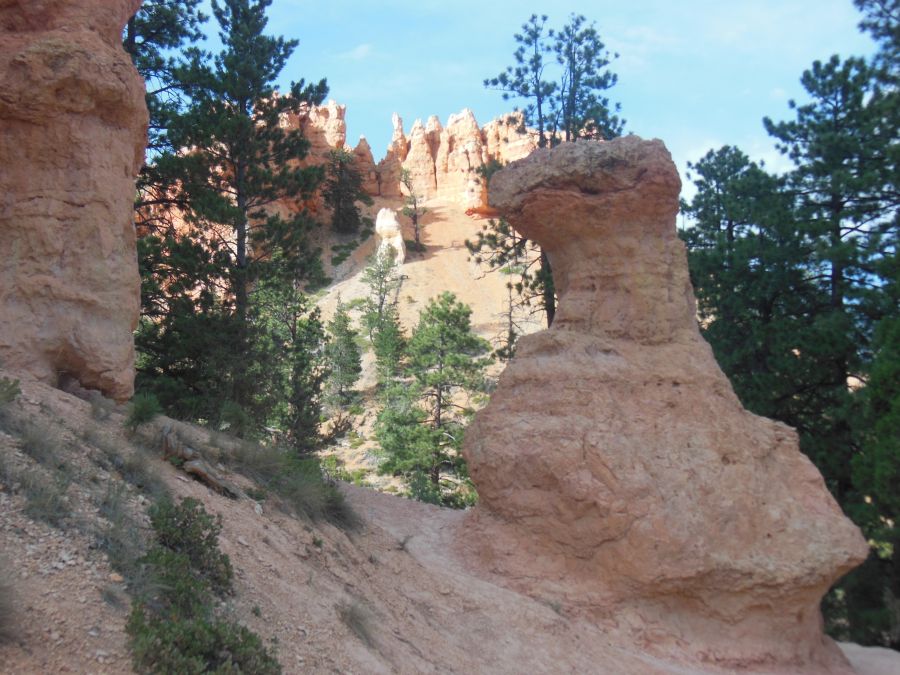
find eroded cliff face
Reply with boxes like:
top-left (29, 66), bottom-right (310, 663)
top-left (0, 0), bottom-right (148, 401)
top-left (461, 138), bottom-right (869, 672)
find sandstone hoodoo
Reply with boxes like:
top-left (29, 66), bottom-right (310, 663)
top-left (462, 137), bottom-right (870, 671)
top-left (375, 207), bottom-right (406, 266)
top-left (0, 0), bottom-right (147, 401)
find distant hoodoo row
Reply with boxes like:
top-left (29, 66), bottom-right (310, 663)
top-left (285, 101), bottom-right (538, 211)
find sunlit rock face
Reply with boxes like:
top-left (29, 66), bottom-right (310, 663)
top-left (0, 0), bottom-right (148, 401)
top-left (374, 207), bottom-right (405, 266)
top-left (461, 137), bottom-right (868, 672)
top-left (395, 108), bottom-right (538, 209)
top-left (351, 135), bottom-right (379, 197)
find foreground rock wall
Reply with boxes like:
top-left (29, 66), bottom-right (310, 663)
top-left (0, 0), bottom-right (148, 401)
top-left (461, 138), bottom-right (869, 672)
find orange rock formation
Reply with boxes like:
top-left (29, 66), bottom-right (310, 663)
top-left (282, 104), bottom-right (539, 208)
top-left (0, 0), bottom-right (148, 401)
top-left (380, 108), bottom-right (538, 208)
top-left (462, 137), bottom-right (869, 672)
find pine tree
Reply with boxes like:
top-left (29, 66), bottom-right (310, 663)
top-left (361, 247), bottom-right (402, 340)
top-left (171, 0), bottom-right (327, 325)
top-left (483, 15), bottom-right (623, 327)
top-left (465, 215), bottom-right (536, 356)
top-left (484, 14), bottom-right (556, 148)
top-left (136, 0), bottom-right (330, 445)
top-left (376, 293), bottom-right (489, 506)
top-left (400, 169), bottom-right (427, 250)
top-left (323, 148), bottom-right (373, 234)
top-left (551, 13), bottom-right (624, 142)
top-left (680, 146), bottom-right (839, 437)
top-left (124, 0), bottom-right (207, 195)
top-left (683, 0), bottom-right (900, 645)
top-left (250, 261), bottom-right (326, 451)
top-left (324, 299), bottom-right (362, 408)
top-left (372, 305), bottom-right (406, 386)
top-left (762, 52), bottom-right (897, 503)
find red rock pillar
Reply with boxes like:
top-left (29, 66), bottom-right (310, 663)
top-left (0, 0), bottom-right (148, 400)
top-left (462, 137), bottom-right (867, 672)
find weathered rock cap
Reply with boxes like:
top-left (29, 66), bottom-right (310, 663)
top-left (488, 137), bottom-right (693, 343)
top-left (489, 136), bottom-right (680, 224)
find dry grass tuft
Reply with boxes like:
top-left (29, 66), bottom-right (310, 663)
top-left (19, 468), bottom-right (71, 528)
top-left (338, 599), bottom-right (376, 649)
top-left (0, 557), bottom-right (16, 643)
top-left (19, 421), bottom-right (63, 466)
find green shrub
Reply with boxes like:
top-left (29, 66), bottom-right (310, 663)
top-left (128, 604), bottom-right (281, 675)
top-left (126, 393), bottom-right (162, 433)
top-left (0, 377), bottom-right (19, 407)
top-left (127, 497), bottom-right (279, 674)
top-left (271, 458), bottom-right (358, 529)
top-left (86, 425), bottom-right (167, 498)
top-left (120, 447), bottom-right (167, 499)
top-left (222, 441), bottom-right (285, 486)
top-left (133, 548), bottom-right (211, 618)
top-left (320, 454), bottom-right (352, 482)
top-left (148, 498), bottom-right (233, 596)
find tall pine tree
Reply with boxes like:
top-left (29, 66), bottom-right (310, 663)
top-left (136, 0), bottom-right (330, 445)
top-left (376, 293), bottom-right (489, 507)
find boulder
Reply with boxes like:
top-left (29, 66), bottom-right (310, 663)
top-left (0, 0), bottom-right (148, 401)
top-left (461, 137), bottom-right (868, 671)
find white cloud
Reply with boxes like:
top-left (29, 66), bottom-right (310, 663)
top-left (338, 43), bottom-right (373, 60)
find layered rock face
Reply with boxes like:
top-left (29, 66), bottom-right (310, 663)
top-left (0, 0), bottom-right (147, 401)
top-left (462, 138), bottom-right (868, 671)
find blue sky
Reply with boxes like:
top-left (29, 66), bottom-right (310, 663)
top-left (205, 1), bottom-right (877, 192)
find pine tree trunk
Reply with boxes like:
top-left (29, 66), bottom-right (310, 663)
top-left (541, 248), bottom-right (555, 326)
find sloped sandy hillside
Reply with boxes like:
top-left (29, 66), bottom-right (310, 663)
top-left (0, 376), bottom-right (896, 675)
